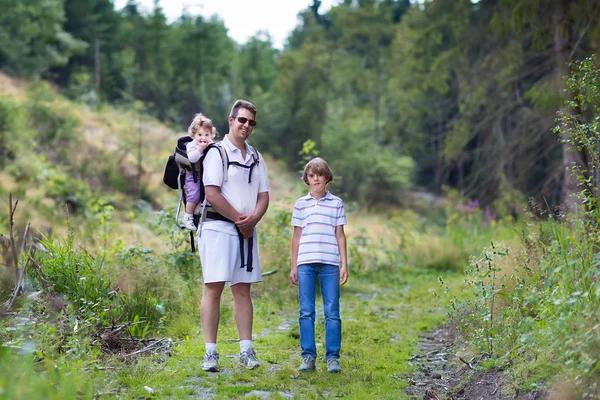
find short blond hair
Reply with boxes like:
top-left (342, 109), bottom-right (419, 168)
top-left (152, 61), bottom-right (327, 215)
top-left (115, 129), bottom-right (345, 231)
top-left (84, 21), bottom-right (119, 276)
top-left (188, 112), bottom-right (217, 138)
top-left (302, 157), bottom-right (333, 185)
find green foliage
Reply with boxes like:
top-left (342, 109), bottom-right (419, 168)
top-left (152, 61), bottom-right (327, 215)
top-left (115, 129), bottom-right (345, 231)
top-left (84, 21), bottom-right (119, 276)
top-left (555, 55), bottom-right (600, 239)
top-left (151, 209), bottom-right (200, 282)
top-left (0, 96), bottom-right (26, 168)
top-left (43, 170), bottom-right (93, 214)
top-left (321, 108), bottom-right (414, 203)
top-left (451, 243), bottom-right (512, 356)
top-left (27, 100), bottom-right (80, 150)
top-left (450, 218), bottom-right (600, 391)
top-left (0, 0), bottom-right (86, 77)
top-left (299, 139), bottom-right (319, 161)
top-left (35, 233), bottom-right (119, 328)
top-left (0, 351), bottom-right (97, 400)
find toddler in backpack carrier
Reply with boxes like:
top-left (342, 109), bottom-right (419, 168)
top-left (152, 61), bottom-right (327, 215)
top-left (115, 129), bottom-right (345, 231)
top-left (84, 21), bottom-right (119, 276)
top-left (182, 113), bottom-right (217, 230)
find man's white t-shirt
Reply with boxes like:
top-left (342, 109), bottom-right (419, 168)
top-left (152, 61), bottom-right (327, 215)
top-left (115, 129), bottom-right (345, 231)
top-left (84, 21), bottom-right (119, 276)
top-left (202, 134), bottom-right (270, 235)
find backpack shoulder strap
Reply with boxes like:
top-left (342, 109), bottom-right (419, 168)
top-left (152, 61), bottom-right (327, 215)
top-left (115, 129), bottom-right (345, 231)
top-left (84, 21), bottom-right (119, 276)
top-left (248, 144), bottom-right (259, 165)
top-left (215, 142), bottom-right (229, 182)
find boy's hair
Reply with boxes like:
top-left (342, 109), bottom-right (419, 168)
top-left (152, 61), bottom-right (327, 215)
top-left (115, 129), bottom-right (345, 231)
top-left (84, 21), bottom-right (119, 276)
top-left (230, 99), bottom-right (257, 118)
top-left (188, 112), bottom-right (217, 138)
top-left (302, 157), bottom-right (333, 185)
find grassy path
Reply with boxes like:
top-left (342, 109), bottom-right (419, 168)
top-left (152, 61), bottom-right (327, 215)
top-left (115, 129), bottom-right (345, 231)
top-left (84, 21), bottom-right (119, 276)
top-left (111, 266), bottom-right (464, 399)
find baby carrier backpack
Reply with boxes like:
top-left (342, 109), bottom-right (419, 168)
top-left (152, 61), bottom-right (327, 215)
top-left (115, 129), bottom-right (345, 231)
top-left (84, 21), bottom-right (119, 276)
top-left (163, 136), bottom-right (259, 260)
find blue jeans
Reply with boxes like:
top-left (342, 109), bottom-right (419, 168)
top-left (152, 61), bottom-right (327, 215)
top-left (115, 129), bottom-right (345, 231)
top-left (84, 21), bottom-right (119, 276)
top-left (297, 263), bottom-right (341, 360)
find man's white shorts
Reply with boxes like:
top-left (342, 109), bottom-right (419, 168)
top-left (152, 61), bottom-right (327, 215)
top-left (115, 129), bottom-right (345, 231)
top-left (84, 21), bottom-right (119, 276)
top-left (197, 222), bottom-right (263, 286)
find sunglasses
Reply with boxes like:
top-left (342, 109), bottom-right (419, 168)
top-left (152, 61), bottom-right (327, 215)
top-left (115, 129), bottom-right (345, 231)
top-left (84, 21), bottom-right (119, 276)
top-left (235, 116), bottom-right (257, 127)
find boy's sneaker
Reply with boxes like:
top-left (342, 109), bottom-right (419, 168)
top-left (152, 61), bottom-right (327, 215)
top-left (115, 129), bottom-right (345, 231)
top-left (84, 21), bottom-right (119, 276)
top-left (202, 350), bottom-right (219, 372)
top-left (298, 355), bottom-right (316, 371)
top-left (327, 358), bottom-right (341, 373)
top-left (239, 348), bottom-right (260, 369)
top-left (182, 215), bottom-right (196, 231)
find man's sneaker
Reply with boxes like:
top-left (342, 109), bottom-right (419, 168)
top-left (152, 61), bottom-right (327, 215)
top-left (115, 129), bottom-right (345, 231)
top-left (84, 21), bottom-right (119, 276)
top-left (202, 350), bottom-right (219, 372)
top-left (298, 355), bottom-right (316, 371)
top-left (327, 358), bottom-right (341, 373)
top-left (239, 348), bottom-right (260, 369)
top-left (182, 215), bottom-right (196, 231)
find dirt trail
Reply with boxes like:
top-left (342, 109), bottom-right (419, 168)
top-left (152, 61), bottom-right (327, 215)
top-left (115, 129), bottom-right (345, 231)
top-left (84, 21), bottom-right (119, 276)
top-left (405, 327), bottom-right (544, 400)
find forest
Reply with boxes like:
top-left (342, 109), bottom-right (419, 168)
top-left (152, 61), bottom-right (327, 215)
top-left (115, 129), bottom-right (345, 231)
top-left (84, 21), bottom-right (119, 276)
top-left (1, 0), bottom-right (599, 399)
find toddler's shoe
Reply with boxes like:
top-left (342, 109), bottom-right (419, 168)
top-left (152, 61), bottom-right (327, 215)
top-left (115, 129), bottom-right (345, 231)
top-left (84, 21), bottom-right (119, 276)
top-left (182, 215), bottom-right (196, 231)
top-left (327, 358), bottom-right (341, 373)
top-left (298, 355), bottom-right (316, 371)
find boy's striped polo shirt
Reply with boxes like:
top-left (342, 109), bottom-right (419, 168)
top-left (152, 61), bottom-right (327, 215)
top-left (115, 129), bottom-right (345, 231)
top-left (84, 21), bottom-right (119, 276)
top-left (292, 191), bottom-right (347, 267)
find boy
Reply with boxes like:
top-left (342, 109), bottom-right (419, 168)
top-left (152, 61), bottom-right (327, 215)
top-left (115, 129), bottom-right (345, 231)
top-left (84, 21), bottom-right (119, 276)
top-left (182, 112), bottom-right (216, 231)
top-left (290, 157), bottom-right (348, 373)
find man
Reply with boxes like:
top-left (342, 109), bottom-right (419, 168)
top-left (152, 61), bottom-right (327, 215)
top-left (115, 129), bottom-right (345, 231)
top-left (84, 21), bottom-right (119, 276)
top-left (198, 99), bottom-right (270, 372)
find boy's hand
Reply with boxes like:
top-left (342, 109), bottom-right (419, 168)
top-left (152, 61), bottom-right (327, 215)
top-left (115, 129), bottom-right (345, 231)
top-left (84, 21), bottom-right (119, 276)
top-left (290, 266), bottom-right (298, 286)
top-left (340, 265), bottom-right (348, 285)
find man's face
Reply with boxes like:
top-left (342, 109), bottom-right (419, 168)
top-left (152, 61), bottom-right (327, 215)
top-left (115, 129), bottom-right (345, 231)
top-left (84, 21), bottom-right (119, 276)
top-left (229, 108), bottom-right (256, 142)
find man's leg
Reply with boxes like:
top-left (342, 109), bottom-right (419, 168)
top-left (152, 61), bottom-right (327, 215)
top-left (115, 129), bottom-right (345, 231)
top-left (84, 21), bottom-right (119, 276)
top-left (231, 283), bottom-right (253, 340)
top-left (231, 283), bottom-right (260, 369)
top-left (200, 282), bottom-right (225, 372)
top-left (201, 282), bottom-right (225, 343)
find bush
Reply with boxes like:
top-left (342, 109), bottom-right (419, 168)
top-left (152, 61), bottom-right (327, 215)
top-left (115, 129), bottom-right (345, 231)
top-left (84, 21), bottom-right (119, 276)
top-left (43, 169), bottom-right (93, 215)
top-left (26, 101), bottom-right (80, 160)
top-left (0, 97), bottom-right (19, 163)
top-left (35, 234), bottom-right (119, 328)
top-left (450, 55), bottom-right (600, 393)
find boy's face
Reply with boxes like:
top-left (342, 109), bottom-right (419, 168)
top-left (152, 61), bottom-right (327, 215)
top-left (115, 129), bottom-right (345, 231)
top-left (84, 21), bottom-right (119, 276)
top-left (194, 125), bottom-right (213, 145)
top-left (307, 170), bottom-right (327, 192)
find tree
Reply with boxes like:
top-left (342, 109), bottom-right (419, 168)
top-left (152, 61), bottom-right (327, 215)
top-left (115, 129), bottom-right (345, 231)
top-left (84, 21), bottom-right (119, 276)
top-left (0, 0), bottom-right (86, 78)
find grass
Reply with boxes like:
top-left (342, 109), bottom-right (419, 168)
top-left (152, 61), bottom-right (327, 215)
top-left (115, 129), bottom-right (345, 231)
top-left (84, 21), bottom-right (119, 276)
top-left (96, 265), bottom-right (464, 399)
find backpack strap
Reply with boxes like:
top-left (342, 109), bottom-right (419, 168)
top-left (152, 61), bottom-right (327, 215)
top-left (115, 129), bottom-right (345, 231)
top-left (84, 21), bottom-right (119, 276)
top-left (225, 144), bottom-right (260, 183)
top-left (215, 143), bottom-right (229, 183)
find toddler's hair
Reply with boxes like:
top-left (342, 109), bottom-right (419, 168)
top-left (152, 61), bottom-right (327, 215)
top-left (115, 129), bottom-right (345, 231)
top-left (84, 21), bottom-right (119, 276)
top-left (302, 157), bottom-right (333, 185)
top-left (188, 112), bottom-right (217, 138)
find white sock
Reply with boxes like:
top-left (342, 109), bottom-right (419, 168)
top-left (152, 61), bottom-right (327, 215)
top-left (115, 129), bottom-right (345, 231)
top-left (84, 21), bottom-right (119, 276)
top-left (205, 342), bottom-right (217, 353)
top-left (240, 340), bottom-right (253, 353)
top-left (185, 212), bottom-right (193, 218)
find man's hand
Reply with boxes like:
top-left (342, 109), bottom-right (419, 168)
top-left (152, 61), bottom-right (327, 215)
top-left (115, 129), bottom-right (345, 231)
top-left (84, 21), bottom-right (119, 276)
top-left (340, 265), bottom-right (348, 285)
top-left (235, 214), bottom-right (259, 238)
top-left (290, 266), bottom-right (298, 285)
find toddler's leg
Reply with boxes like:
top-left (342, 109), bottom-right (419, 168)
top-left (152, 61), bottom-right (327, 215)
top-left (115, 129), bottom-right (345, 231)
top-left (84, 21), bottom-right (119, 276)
top-left (182, 178), bottom-right (201, 230)
top-left (297, 264), bottom-right (318, 358)
top-left (185, 202), bottom-right (197, 214)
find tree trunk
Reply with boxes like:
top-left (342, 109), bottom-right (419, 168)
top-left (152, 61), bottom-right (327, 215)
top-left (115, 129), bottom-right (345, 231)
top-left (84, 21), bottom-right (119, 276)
top-left (554, 0), bottom-right (583, 212)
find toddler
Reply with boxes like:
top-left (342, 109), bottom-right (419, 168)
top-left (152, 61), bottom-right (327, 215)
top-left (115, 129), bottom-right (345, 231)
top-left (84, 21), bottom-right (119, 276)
top-left (182, 113), bottom-right (216, 230)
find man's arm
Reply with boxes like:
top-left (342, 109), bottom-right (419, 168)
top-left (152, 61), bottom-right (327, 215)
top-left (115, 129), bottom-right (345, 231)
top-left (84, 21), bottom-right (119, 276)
top-left (205, 185), bottom-right (241, 222)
